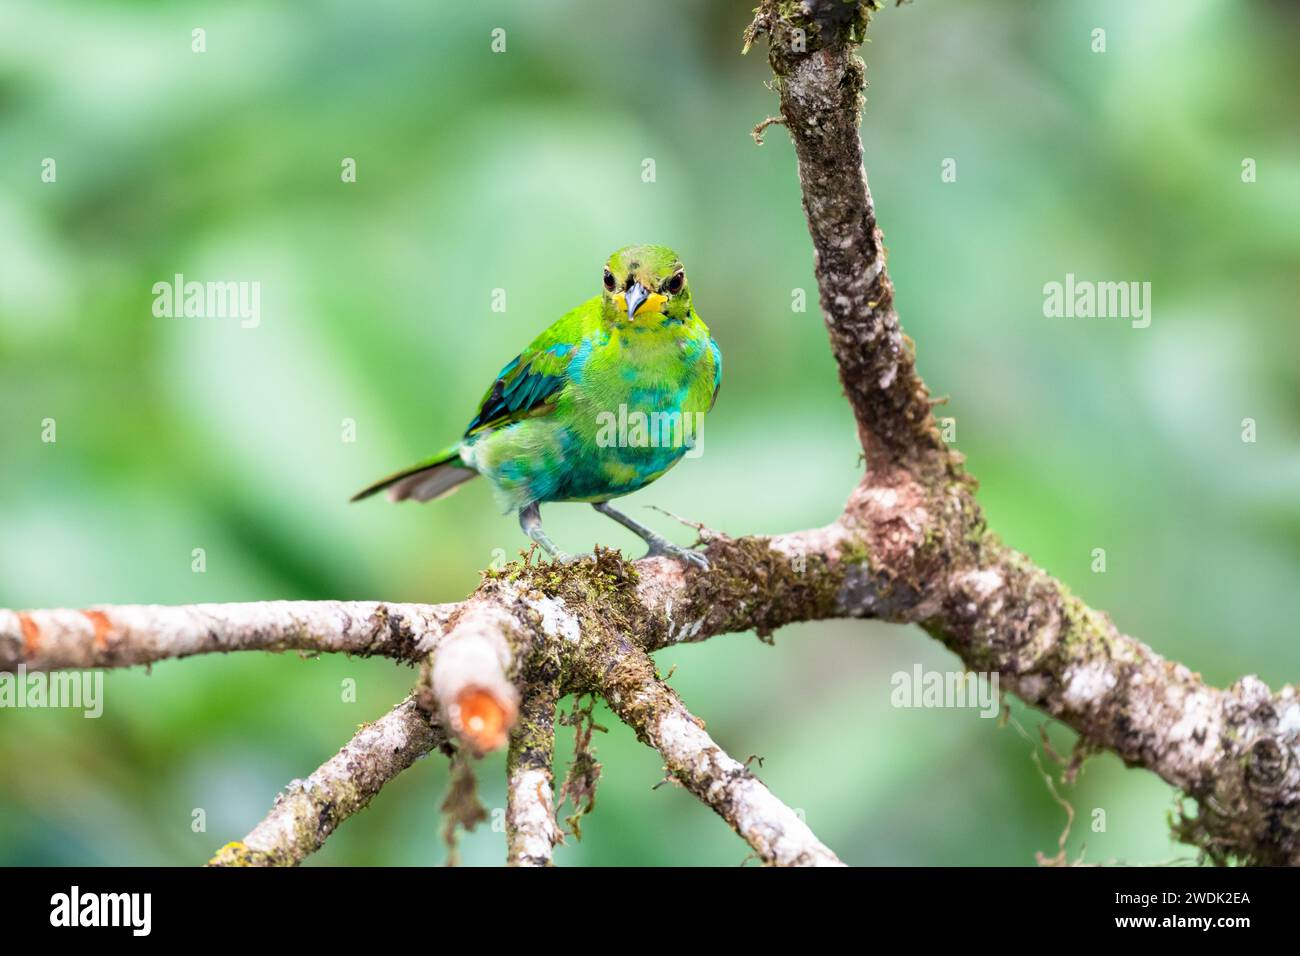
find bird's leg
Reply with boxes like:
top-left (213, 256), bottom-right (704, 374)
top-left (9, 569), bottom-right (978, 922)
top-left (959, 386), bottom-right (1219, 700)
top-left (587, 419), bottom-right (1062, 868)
top-left (592, 501), bottom-right (709, 570)
top-left (518, 502), bottom-right (572, 563)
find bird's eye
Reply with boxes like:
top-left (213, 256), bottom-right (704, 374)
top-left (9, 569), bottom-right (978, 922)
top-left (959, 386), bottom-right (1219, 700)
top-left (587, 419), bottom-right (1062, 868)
top-left (603, 269), bottom-right (616, 291)
top-left (664, 271), bottom-right (685, 295)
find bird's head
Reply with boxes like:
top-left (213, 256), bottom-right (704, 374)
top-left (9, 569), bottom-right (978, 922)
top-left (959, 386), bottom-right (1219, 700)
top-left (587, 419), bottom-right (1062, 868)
top-left (601, 245), bottom-right (691, 323)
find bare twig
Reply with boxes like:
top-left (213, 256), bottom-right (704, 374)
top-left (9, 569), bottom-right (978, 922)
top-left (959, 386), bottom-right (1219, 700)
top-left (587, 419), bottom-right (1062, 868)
top-left (588, 643), bottom-right (842, 867)
top-left (751, 115), bottom-right (785, 145)
top-left (208, 694), bottom-right (445, 867)
top-left (1, 601), bottom-right (455, 672)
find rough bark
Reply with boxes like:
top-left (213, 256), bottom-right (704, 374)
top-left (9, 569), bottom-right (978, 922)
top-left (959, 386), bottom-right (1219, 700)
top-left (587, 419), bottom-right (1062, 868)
top-left (0, 600), bottom-right (453, 672)
top-left (208, 695), bottom-right (445, 867)
top-left (585, 641), bottom-right (843, 866)
top-left (739, 0), bottom-right (1300, 865)
top-left (506, 675), bottom-right (561, 867)
top-left (748, 0), bottom-right (956, 485)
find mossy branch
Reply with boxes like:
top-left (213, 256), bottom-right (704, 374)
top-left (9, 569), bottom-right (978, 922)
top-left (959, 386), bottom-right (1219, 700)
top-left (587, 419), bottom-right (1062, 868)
top-left (208, 695), bottom-right (445, 867)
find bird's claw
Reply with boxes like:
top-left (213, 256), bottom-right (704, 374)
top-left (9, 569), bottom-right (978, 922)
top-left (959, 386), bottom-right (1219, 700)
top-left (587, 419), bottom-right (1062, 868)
top-left (644, 538), bottom-right (710, 570)
top-left (679, 549), bottom-right (710, 570)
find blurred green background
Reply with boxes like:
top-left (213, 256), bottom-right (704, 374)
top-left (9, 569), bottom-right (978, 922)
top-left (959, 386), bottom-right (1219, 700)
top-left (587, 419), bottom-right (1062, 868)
top-left (2, 0), bottom-right (1297, 866)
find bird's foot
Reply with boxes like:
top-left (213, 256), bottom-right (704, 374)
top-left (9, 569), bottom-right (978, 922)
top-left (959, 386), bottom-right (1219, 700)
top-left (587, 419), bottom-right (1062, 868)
top-left (643, 536), bottom-right (710, 570)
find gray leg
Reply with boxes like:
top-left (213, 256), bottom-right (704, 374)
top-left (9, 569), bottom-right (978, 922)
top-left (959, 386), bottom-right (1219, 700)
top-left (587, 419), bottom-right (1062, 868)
top-left (519, 502), bottom-right (569, 562)
top-left (592, 501), bottom-right (709, 570)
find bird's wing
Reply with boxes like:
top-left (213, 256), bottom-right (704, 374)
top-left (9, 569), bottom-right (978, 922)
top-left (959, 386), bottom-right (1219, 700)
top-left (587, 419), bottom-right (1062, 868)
top-left (707, 335), bottom-right (723, 411)
top-left (463, 306), bottom-right (590, 436)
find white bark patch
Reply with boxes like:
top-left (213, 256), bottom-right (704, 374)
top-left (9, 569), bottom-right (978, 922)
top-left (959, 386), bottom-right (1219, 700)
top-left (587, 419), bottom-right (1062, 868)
top-left (1236, 675), bottom-right (1272, 707)
top-left (525, 596), bottom-right (580, 643)
top-left (1062, 661), bottom-right (1117, 711)
top-left (657, 709), bottom-right (743, 777)
top-left (634, 562), bottom-right (687, 618)
top-left (860, 486), bottom-right (898, 510)
top-left (732, 777), bottom-right (836, 867)
top-left (1015, 674), bottom-right (1050, 704)
top-left (670, 617), bottom-right (705, 644)
top-left (507, 767), bottom-right (558, 863)
top-left (958, 568), bottom-right (1004, 600)
top-left (1278, 701), bottom-right (1300, 739)
top-left (1165, 687), bottom-right (1224, 769)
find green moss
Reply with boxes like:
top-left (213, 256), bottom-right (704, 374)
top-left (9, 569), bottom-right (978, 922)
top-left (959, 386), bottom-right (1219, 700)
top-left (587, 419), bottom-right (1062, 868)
top-left (208, 840), bottom-right (279, 867)
top-left (666, 536), bottom-right (850, 643)
top-left (1058, 587), bottom-right (1117, 658)
top-left (839, 536), bottom-right (873, 572)
top-left (485, 546), bottom-right (639, 608)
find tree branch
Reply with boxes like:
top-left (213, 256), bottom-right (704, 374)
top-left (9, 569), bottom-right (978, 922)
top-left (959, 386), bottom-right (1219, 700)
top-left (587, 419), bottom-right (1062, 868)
top-left (0, 601), bottom-right (454, 672)
top-left (506, 676), bottom-right (561, 866)
top-left (588, 642), bottom-right (843, 866)
top-left (208, 694), bottom-right (445, 866)
top-left (740, 0), bottom-right (1300, 865)
top-left (14, 496), bottom-right (1297, 863)
top-left (749, 0), bottom-right (957, 484)
top-left (934, 542), bottom-right (1300, 865)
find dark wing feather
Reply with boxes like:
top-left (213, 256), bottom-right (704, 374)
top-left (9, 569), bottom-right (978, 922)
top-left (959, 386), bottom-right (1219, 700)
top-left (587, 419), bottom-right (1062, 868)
top-left (464, 349), bottom-right (572, 436)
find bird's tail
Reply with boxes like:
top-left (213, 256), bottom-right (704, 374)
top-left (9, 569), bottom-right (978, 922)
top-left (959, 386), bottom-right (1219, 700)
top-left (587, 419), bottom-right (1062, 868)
top-left (349, 445), bottom-right (479, 503)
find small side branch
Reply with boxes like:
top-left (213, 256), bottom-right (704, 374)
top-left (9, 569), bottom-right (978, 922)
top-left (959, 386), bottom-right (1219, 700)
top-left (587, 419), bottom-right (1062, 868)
top-left (756, 0), bottom-right (957, 482)
top-left (751, 115), bottom-right (785, 145)
top-left (208, 695), bottom-right (445, 867)
top-left (506, 677), bottom-right (561, 866)
top-left (596, 648), bottom-right (843, 866)
top-left (428, 601), bottom-right (524, 753)
top-left (0, 600), bottom-right (455, 672)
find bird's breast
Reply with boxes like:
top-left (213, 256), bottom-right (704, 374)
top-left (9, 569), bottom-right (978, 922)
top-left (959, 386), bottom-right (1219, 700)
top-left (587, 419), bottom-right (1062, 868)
top-left (572, 325), bottom-right (713, 412)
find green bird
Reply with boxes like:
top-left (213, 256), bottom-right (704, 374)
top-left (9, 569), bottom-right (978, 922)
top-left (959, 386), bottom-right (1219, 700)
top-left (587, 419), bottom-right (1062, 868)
top-left (352, 244), bottom-right (721, 568)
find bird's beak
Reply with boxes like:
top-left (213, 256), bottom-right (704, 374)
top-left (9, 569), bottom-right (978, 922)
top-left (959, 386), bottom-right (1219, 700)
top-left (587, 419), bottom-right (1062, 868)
top-left (616, 282), bottom-right (666, 321)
